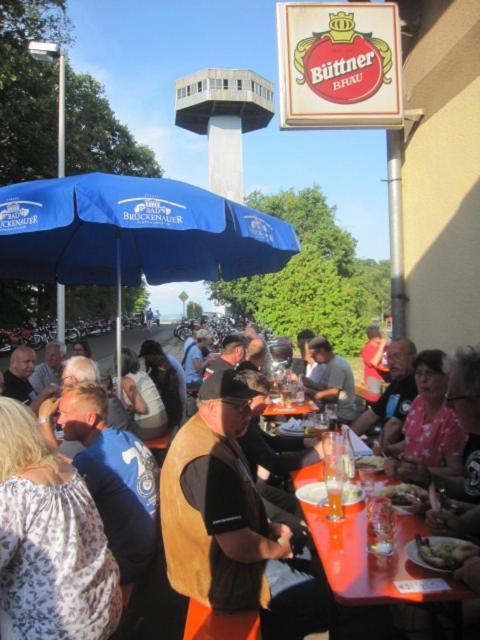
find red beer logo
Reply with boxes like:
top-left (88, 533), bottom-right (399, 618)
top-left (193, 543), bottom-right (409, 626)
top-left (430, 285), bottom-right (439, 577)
top-left (293, 10), bottom-right (392, 106)
top-left (304, 36), bottom-right (383, 104)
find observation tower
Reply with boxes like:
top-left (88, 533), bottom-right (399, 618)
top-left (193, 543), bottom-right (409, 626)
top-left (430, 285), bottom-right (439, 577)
top-left (175, 69), bottom-right (275, 202)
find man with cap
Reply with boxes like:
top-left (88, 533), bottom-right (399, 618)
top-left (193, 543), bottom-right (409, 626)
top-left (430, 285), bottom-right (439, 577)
top-left (160, 369), bottom-right (330, 639)
top-left (203, 334), bottom-right (247, 378)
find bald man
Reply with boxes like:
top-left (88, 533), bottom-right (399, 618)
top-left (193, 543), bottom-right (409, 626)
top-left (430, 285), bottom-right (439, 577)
top-left (3, 346), bottom-right (58, 413)
top-left (352, 338), bottom-right (417, 445)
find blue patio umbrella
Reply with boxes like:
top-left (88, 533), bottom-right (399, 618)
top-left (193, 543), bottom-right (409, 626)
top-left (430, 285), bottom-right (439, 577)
top-left (0, 172), bottom-right (300, 385)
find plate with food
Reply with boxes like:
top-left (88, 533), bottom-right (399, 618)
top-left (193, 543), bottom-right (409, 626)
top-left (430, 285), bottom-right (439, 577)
top-left (355, 455), bottom-right (385, 471)
top-left (277, 418), bottom-right (306, 437)
top-left (405, 536), bottom-right (480, 572)
top-left (295, 482), bottom-right (364, 507)
top-left (380, 483), bottom-right (429, 513)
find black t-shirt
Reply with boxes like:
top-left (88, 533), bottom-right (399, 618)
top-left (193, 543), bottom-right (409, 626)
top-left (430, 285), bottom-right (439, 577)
top-left (203, 357), bottom-right (233, 379)
top-left (238, 418), bottom-right (319, 481)
top-left (180, 441), bottom-right (269, 537)
top-left (290, 357), bottom-right (307, 376)
top-left (3, 370), bottom-right (37, 405)
top-left (370, 374), bottom-right (417, 423)
top-left (463, 433), bottom-right (480, 501)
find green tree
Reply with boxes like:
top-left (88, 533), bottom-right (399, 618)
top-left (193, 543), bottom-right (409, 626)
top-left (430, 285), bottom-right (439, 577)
top-left (208, 185), bottom-right (358, 317)
top-left (207, 185), bottom-right (367, 354)
top-left (186, 301), bottom-right (203, 318)
top-left (65, 281), bottom-right (149, 321)
top-left (352, 259), bottom-right (391, 325)
top-left (255, 245), bottom-right (365, 356)
top-left (0, 1), bottom-right (160, 324)
top-left (247, 186), bottom-right (356, 276)
top-left (65, 70), bottom-right (161, 177)
top-left (0, 0), bottom-right (71, 183)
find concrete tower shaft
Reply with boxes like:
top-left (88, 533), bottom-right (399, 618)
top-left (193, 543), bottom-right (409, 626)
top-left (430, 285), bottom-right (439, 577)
top-left (175, 69), bottom-right (275, 202)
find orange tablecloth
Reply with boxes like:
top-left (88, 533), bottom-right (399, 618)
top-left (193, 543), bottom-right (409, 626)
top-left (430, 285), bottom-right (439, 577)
top-left (292, 463), bottom-right (474, 606)
top-left (262, 400), bottom-right (319, 417)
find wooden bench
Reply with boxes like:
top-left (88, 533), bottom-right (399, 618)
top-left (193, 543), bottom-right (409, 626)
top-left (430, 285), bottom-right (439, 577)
top-left (183, 599), bottom-right (262, 640)
top-left (143, 434), bottom-right (170, 451)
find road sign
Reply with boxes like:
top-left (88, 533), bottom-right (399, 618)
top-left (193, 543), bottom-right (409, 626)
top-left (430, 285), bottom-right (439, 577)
top-left (179, 291), bottom-right (189, 302)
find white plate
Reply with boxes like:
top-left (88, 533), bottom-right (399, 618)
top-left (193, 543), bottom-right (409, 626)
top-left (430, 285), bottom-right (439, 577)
top-left (355, 455), bottom-right (385, 472)
top-left (405, 536), bottom-right (467, 573)
top-left (277, 426), bottom-right (306, 437)
top-left (295, 482), bottom-right (364, 507)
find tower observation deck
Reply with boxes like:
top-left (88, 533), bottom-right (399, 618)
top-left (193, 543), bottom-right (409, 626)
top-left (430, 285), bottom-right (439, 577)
top-left (174, 69), bottom-right (275, 202)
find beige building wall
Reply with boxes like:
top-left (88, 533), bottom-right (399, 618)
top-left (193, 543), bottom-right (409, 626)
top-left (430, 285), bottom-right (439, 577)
top-left (401, 0), bottom-right (480, 352)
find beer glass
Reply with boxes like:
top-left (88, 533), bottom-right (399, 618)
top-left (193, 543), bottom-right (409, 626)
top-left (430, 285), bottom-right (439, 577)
top-left (321, 430), bottom-right (343, 458)
top-left (324, 454), bottom-right (345, 521)
top-left (358, 467), bottom-right (376, 500)
top-left (367, 496), bottom-right (397, 555)
top-left (281, 384), bottom-right (293, 407)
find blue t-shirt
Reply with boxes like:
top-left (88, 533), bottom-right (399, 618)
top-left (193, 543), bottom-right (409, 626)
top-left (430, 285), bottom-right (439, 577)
top-left (73, 429), bottom-right (159, 584)
top-left (184, 344), bottom-right (203, 385)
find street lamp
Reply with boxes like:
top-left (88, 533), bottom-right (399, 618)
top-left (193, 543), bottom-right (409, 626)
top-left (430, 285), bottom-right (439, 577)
top-left (28, 41), bottom-right (66, 342)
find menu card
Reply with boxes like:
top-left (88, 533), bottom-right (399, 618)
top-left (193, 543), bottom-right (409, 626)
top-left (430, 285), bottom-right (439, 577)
top-left (394, 579), bottom-right (451, 594)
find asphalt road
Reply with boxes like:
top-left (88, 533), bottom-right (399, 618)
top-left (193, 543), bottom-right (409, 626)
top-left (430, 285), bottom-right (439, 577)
top-left (1, 323), bottom-right (183, 374)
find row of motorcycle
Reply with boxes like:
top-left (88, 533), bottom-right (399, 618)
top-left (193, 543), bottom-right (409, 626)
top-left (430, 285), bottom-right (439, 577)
top-left (0, 319), bottom-right (113, 356)
top-left (173, 316), bottom-right (238, 350)
top-left (173, 316), bottom-right (278, 354)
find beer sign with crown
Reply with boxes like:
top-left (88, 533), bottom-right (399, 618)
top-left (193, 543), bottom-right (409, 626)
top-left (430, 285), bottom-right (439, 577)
top-left (276, 3), bottom-right (403, 129)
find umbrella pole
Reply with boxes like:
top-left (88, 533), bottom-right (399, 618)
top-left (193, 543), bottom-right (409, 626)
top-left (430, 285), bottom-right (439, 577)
top-left (116, 229), bottom-right (122, 398)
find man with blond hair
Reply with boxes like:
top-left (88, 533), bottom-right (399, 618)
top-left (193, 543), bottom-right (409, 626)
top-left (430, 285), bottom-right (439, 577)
top-left (62, 356), bottom-right (134, 431)
top-left (58, 382), bottom-right (159, 585)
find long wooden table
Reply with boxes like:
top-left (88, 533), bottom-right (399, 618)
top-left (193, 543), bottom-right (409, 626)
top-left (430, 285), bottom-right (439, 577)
top-left (292, 462), bottom-right (474, 607)
top-left (262, 400), bottom-right (318, 417)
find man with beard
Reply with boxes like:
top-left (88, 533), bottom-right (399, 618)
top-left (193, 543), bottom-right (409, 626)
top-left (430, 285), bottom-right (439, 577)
top-left (352, 338), bottom-right (417, 447)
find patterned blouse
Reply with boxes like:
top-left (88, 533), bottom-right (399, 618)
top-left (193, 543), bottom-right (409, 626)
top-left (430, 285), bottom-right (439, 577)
top-left (0, 471), bottom-right (122, 639)
top-left (403, 395), bottom-right (468, 467)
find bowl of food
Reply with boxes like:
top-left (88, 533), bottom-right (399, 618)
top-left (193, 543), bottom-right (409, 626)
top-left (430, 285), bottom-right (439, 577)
top-left (355, 455), bottom-right (385, 472)
top-left (380, 483), bottom-right (429, 513)
top-left (406, 535), bottom-right (480, 572)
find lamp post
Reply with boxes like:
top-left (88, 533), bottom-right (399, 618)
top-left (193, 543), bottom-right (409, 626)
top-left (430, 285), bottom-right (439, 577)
top-left (28, 41), bottom-right (66, 342)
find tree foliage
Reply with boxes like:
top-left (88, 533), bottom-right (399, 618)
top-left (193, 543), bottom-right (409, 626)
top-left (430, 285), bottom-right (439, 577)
top-left (207, 186), bottom-right (390, 357)
top-left (0, 0), bottom-right (161, 325)
top-left (65, 281), bottom-right (149, 321)
top-left (248, 187), bottom-right (356, 277)
top-left (187, 301), bottom-right (203, 318)
top-left (255, 246), bottom-right (365, 356)
top-left (352, 258), bottom-right (391, 322)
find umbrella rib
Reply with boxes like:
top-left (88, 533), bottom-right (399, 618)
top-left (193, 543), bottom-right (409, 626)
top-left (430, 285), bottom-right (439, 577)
top-left (52, 217), bottom-right (83, 282)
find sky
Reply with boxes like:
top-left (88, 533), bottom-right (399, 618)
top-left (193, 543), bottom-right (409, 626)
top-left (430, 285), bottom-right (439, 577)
top-left (67, 0), bottom-right (391, 315)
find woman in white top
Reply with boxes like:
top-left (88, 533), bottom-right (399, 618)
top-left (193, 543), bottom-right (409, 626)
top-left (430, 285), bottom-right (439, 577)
top-left (0, 397), bottom-right (122, 640)
top-left (121, 347), bottom-right (168, 440)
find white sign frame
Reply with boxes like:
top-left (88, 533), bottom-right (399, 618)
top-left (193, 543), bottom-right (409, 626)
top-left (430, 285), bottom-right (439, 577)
top-left (277, 2), bottom-right (403, 129)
